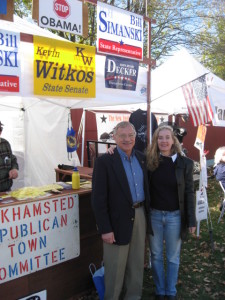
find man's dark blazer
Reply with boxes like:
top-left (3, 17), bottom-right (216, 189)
top-left (91, 148), bottom-right (152, 245)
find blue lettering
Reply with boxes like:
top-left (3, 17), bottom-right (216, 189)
top-left (39, 235), bottom-right (47, 249)
top-left (52, 216), bottom-right (59, 229)
top-left (43, 252), bottom-right (50, 265)
top-left (36, 60), bottom-right (54, 78)
top-left (0, 229), bottom-right (7, 243)
top-left (59, 248), bottom-right (65, 260)
top-left (18, 242), bottom-right (26, 254)
top-left (20, 224), bottom-right (28, 237)
top-left (9, 263), bottom-right (18, 277)
top-left (0, 33), bottom-right (3, 46)
top-left (99, 11), bottom-right (107, 32)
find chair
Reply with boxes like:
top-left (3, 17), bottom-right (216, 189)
top-left (218, 181), bottom-right (225, 223)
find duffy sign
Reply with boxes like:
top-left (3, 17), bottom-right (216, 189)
top-left (97, 2), bottom-right (143, 60)
top-left (0, 194), bottom-right (79, 284)
top-left (39, 0), bottom-right (83, 35)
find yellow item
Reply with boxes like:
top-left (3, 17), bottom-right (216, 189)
top-left (72, 168), bottom-right (80, 190)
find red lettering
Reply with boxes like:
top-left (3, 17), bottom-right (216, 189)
top-left (68, 196), bottom-right (74, 209)
top-left (34, 255), bottom-right (41, 268)
top-left (20, 260), bottom-right (28, 273)
top-left (28, 238), bottom-right (37, 251)
top-left (52, 199), bottom-right (58, 212)
top-left (44, 201), bottom-right (50, 214)
top-left (30, 222), bottom-right (37, 235)
top-left (61, 214), bottom-right (67, 226)
top-left (12, 206), bottom-right (20, 221)
top-left (33, 202), bottom-right (41, 216)
top-left (8, 243), bottom-right (15, 258)
top-left (0, 268), bottom-right (6, 280)
top-left (10, 226), bottom-right (18, 239)
top-left (1, 208), bottom-right (10, 223)
top-left (61, 197), bottom-right (66, 210)
top-left (43, 219), bottom-right (49, 231)
top-left (52, 250), bottom-right (58, 263)
top-left (23, 205), bottom-right (31, 219)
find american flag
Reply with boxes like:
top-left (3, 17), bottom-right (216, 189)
top-left (182, 75), bottom-right (213, 126)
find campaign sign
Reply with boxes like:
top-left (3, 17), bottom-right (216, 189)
top-left (33, 36), bottom-right (96, 98)
top-left (196, 189), bottom-right (208, 221)
top-left (0, 194), bottom-right (80, 284)
top-left (105, 56), bottom-right (139, 91)
top-left (39, 0), bottom-right (83, 35)
top-left (0, 29), bottom-right (20, 93)
top-left (97, 2), bottom-right (143, 60)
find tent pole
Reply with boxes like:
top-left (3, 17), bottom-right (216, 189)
top-left (146, 17), bottom-right (152, 145)
top-left (81, 109), bottom-right (86, 166)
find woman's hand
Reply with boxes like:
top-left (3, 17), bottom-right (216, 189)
top-left (107, 145), bottom-right (116, 155)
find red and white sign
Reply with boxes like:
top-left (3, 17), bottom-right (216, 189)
top-left (54, 0), bottom-right (70, 18)
top-left (39, 0), bottom-right (82, 35)
top-left (97, 2), bottom-right (143, 61)
top-left (0, 29), bottom-right (20, 93)
top-left (0, 194), bottom-right (79, 284)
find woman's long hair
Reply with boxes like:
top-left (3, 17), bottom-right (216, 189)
top-left (214, 146), bottom-right (225, 166)
top-left (146, 125), bottom-right (182, 171)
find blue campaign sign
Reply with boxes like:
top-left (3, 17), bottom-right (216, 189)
top-left (105, 55), bottom-right (139, 91)
top-left (0, 0), bottom-right (7, 14)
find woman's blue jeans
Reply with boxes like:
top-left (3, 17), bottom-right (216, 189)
top-left (149, 209), bottom-right (182, 296)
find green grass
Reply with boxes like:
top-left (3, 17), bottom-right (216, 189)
top-left (142, 177), bottom-right (225, 299)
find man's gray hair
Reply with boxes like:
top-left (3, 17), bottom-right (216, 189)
top-left (113, 121), bottom-right (136, 136)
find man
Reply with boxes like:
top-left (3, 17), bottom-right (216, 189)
top-left (91, 121), bottom-right (152, 300)
top-left (0, 121), bottom-right (19, 192)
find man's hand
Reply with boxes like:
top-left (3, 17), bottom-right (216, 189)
top-left (102, 232), bottom-right (116, 244)
top-left (9, 169), bottom-right (18, 179)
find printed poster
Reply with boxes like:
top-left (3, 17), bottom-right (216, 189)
top-left (97, 2), bottom-right (143, 60)
top-left (196, 189), bottom-right (208, 221)
top-left (39, 0), bottom-right (83, 36)
top-left (0, 194), bottom-right (79, 284)
top-left (33, 36), bottom-right (96, 98)
top-left (0, 29), bottom-right (20, 93)
top-left (105, 55), bottom-right (139, 91)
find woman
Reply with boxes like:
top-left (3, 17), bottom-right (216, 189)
top-left (214, 146), bottom-right (225, 189)
top-left (146, 125), bottom-right (196, 300)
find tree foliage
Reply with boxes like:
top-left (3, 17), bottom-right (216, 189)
top-left (14, 0), bottom-right (224, 78)
top-left (194, 1), bottom-right (225, 80)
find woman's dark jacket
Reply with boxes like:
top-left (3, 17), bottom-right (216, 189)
top-left (148, 154), bottom-right (196, 240)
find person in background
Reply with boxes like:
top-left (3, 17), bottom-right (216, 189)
top-left (129, 109), bottom-right (158, 153)
top-left (214, 146), bottom-right (225, 189)
top-left (0, 121), bottom-right (19, 192)
top-left (146, 125), bottom-right (196, 300)
top-left (91, 121), bottom-right (152, 300)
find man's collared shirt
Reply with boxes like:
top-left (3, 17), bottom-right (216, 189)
top-left (117, 146), bottom-right (145, 203)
